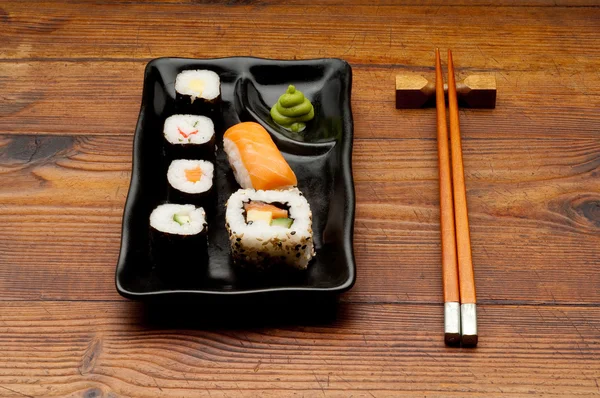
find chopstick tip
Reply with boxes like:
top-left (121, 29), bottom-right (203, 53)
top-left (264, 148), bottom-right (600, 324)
top-left (444, 302), bottom-right (461, 345)
top-left (460, 303), bottom-right (478, 347)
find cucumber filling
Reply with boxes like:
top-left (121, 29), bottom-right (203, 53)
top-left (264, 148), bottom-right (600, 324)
top-left (173, 212), bottom-right (191, 226)
top-left (270, 217), bottom-right (294, 228)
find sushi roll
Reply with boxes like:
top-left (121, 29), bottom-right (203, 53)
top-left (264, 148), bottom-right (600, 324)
top-left (149, 204), bottom-right (208, 268)
top-left (163, 114), bottom-right (215, 159)
top-left (225, 188), bottom-right (315, 271)
top-left (167, 159), bottom-right (215, 207)
top-left (175, 69), bottom-right (221, 107)
top-left (223, 122), bottom-right (297, 190)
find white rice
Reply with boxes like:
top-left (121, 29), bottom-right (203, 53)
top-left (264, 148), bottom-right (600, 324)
top-left (150, 204), bottom-right (206, 235)
top-left (175, 70), bottom-right (220, 102)
top-left (167, 159), bottom-right (214, 194)
top-left (163, 115), bottom-right (214, 145)
top-left (225, 188), bottom-right (315, 270)
top-left (223, 137), bottom-right (253, 189)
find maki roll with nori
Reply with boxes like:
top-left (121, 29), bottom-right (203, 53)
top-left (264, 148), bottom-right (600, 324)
top-left (225, 188), bottom-right (315, 271)
top-left (163, 114), bottom-right (215, 159)
top-left (175, 69), bottom-right (221, 111)
top-left (167, 159), bottom-right (215, 208)
top-left (149, 204), bottom-right (208, 269)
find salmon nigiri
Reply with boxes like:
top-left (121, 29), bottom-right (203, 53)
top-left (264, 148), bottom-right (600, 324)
top-left (223, 122), bottom-right (297, 190)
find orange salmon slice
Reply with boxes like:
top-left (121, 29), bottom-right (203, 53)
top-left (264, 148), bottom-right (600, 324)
top-left (244, 202), bottom-right (288, 219)
top-left (224, 122), bottom-right (297, 190)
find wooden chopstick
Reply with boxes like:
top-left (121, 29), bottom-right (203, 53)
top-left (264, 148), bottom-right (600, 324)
top-left (447, 50), bottom-right (478, 346)
top-left (435, 49), bottom-right (461, 345)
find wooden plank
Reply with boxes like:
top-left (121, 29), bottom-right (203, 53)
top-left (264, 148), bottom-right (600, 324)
top-left (38, 0), bottom-right (600, 6)
top-left (1, 3), bottom-right (599, 70)
top-left (0, 301), bottom-right (598, 396)
top-left (1, 135), bottom-right (598, 303)
top-left (1, 62), bottom-right (599, 138)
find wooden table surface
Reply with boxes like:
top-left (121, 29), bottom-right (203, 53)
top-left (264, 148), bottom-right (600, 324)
top-left (2, 1), bottom-right (600, 397)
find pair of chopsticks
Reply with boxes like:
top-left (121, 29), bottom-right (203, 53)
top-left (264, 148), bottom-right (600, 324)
top-left (435, 49), bottom-right (478, 346)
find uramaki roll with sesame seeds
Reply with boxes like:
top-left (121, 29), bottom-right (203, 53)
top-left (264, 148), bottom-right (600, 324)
top-left (225, 188), bottom-right (315, 270)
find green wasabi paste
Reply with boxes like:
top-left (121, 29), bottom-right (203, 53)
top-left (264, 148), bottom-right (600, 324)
top-left (270, 85), bottom-right (314, 132)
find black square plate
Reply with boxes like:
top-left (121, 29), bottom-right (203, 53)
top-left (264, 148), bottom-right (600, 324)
top-left (116, 57), bottom-right (355, 299)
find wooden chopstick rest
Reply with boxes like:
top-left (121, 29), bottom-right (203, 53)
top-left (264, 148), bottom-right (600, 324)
top-left (396, 73), bottom-right (496, 109)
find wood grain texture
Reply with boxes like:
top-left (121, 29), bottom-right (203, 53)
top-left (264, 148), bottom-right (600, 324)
top-left (2, 2), bottom-right (599, 68)
top-left (2, 0), bottom-right (600, 395)
top-left (33, 0), bottom-right (600, 6)
top-left (1, 62), bottom-right (600, 138)
top-left (0, 301), bottom-right (599, 397)
top-left (1, 135), bottom-right (598, 303)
